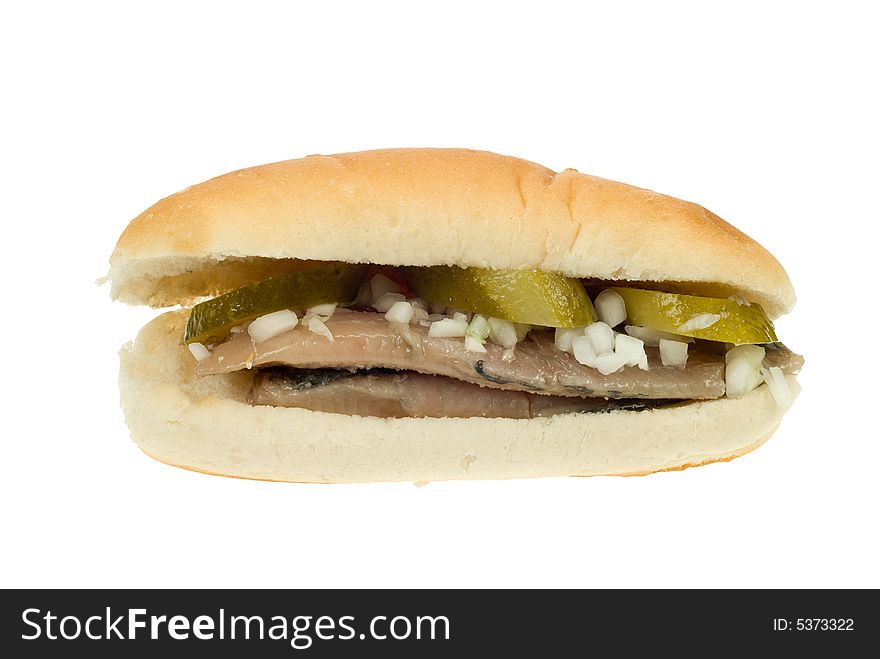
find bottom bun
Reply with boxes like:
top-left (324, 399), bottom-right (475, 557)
top-left (119, 311), bottom-right (799, 483)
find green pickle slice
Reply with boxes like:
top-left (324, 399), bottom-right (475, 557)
top-left (403, 266), bottom-right (596, 328)
top-left (612, 287), bottom-right (776, 344)
top-left (184, 262), bottom-right (367, 344)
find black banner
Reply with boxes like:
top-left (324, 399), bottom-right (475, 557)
top-left (1, 589), bottom-right (876, 656)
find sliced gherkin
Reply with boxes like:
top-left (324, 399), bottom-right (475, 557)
top-left (612, 287), bottom-right (776, 344)
top-left (403, 266), bottom-right (596, 328)
top-left (184, 262), bottom-right (367, 344)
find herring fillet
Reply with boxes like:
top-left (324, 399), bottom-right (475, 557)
top-left (251, 369), bottom-right (622, 418)
top-left (199, 310), bottom-right (736, 399)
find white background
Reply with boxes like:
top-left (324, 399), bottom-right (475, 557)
top-left (2, 1), bottom-right (877, 588)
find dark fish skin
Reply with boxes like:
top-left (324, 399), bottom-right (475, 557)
top-left (199, 309), bottom-right (802, 400)
top-left (250, 368), bottom-right (680, 418)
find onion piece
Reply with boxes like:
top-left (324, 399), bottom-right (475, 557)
top-left (514, 323), bottom-right (532, 342)
top-left (585, 321), bottom-right (614, 355)
top-left (410, 307), bottom-right (430, 325)
top-left (725, 350), bottom-right (764, 398)
top-left (595, 289), bottom-right (627, 328)
top-left (306, 303), bottom-right (337, 319)
top-left (659, 338), bottom-right (688, 367)
top-left (466, 314), bottom-right (491, 341)
top-left (593, 351), bottom-right (628, 375)
top-left (307, 315), bottom-right (333, 342)
top-left (462, 315), bottom-right (490, 352)
top-left (615, 333), bottom-right (647, 367)
top-left (571, 335), bottom-right (598, 367)
top-left (625, 325), bottom-right (694, 346)
top-left (464, 335), bottom-right (487, 353)
top-left (761, 366), bottom-right (793, 410)
top-left (487, 317), bottom-right (518, 349)
top-left (428, 317), bottom-right (468, 338)
top-left (372, 292), bottom-right (406, 312)
top-left (248, 309), bottom-right (299, 343)
top-left (187, 342), bottom-right (211, 361)
top-left (385, 300), bottom-right (414, 324)
top-left (725, 344), bottom-right (766, 369)
top-left (554, 327), bottom-right (584, 354)
top-left (678, 313), bottom-right (721, 333)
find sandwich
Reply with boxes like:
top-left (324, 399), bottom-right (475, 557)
top-left (108, 148), bottom-right (802, 483)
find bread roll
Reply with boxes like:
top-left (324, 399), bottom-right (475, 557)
top-left (121, 311), bottom-right (798, 483)
top-left (109, 149), bottom-right (800, 482)
top-left (109, 148), bottom-right (794, 316)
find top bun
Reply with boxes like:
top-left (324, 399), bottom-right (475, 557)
top-left (109, 148), bottom-right (795, 317)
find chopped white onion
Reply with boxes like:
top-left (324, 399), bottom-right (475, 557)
top-left (487, 317), bottom-right (518, 349)
top-left (428, 317), bottom-right (468, 338)
top-left (370, 273), bottom-right (401, 301)
top-left (659, 338), bottom-right (688, 367)
top-left (595, 289), bottom-right (627, 328)
top-left (187, 342), bottom-right (211, 361)
top-left (571, 335), bottom-right (598, 367)
top-left (408, 297), bottom-right (427, 311)
top-left (514, 323), bottom-right (532, 342)
top-left (229, 324), bottom-right (246, 334)
top-left (638, 352), bottom-right (649, 371)
top-left (466, 314), bottom-right (491, 341)
top-left (585, 321), bottom-right (614, 355)
top-left (464, 335), bottom-right (488, 353)
top-left (624, 325), bottom-right (694, 346)
top-left (725, 352), bottom-right (763, 398)
top-left (372, 292), bottom-right (406, 312)
top-left (452, 311), bottom-right (470, 323)
top-left (248, 309), bottom-right (299, 343)
top-left (615, 333), bottom-right (647, 367)
top-left (427, 313), bottom-right (446, 322)
top-left (678, 313), bottom-right (721, 333)
top-left (411, 307), bottom-right (430, 325)
top-left (385, 300), bottom-right (414, 324)
top-left (305, 303), bottom-right (337, 319)
top-left (554, 327), bottom-right (584, 353)
top-left (419, 320), bottom-right (432, 328)
top-left (592, 351), bottom-right (628, 375)
top-left (761, 366), bottom-right (792, 410)
top-left (728, 295), bottom-right (751, 307)
top-left (307, 315), bottom-right (333, 342)
top-left (725, 344), bottom-right (766, 369)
